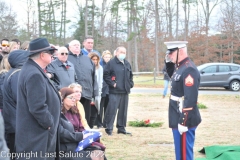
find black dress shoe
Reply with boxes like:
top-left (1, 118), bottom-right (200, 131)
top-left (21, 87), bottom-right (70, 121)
top-left (117, 130), bottom-right (132, 135)
top-left (105, 129), bottom-right (112, 136)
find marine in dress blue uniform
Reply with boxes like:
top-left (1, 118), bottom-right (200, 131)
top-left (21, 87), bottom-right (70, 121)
top-left (164, 41), bottom-right (201, 160)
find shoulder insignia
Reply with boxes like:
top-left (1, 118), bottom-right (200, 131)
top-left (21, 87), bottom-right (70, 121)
top-left (185, 74), bottom-right (194, 86)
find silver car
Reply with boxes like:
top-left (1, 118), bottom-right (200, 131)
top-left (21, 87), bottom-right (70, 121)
top-left (197, 63), bottom-right (240, 91)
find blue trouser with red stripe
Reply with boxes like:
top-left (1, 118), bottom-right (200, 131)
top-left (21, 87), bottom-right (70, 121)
top-left (172, 127), bottom-right (197, 160)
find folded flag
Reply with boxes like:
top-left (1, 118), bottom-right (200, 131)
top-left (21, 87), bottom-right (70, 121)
top-left (75, 130), bottom-right (102, 152)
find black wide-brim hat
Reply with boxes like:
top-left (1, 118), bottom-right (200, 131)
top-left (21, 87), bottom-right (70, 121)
top-left (29, 38), bottom-right (55, 56)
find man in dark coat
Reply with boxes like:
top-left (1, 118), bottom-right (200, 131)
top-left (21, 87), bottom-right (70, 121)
top-left (103, 46), bottom-right (134, 136)
top-left (67, 40), bottom-right (97, 127)
top-left (15, 38), bottom-right (61, 160)
top-left (2, 50), bottom-right (29, 157)
top-left (164, 41), bottom-right (201, 160)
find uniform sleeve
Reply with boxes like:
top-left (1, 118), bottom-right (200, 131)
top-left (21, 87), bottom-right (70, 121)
top-left (179, 67), bottom-right (200, 126)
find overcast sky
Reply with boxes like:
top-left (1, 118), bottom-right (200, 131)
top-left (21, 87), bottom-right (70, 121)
top-left (7, 0), bottom-right (220, 36)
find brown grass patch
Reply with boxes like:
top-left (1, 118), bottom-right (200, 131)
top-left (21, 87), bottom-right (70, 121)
top-left (98, 94), bottom-right (240, 160)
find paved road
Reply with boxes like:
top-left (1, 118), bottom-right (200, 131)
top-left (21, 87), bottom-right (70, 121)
top-left (131, 87), bottom-right (240, 95)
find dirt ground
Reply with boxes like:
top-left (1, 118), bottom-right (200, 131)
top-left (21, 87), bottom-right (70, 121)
top-left (98, 93), bottom-right (240, 160)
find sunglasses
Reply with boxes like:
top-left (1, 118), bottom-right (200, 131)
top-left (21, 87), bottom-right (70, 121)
top-left (61, 52), bottom-right (68, 56)
top-left (2, 44), bottom-right (9, 47)
top-left (66, 96), bottom-right (75, 100)
top-left (43, 51), bottom-right (54, 58)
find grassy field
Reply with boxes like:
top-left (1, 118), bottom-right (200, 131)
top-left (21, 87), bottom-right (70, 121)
top-left (98, 93), bottom-right (240, 160)
top-left (133, 74), bottom-right (164, 88)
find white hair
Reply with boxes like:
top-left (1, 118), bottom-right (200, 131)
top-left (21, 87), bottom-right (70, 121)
top-left (69, 40), bottom-right (80, 46)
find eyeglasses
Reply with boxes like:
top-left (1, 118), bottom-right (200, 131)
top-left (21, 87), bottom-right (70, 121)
top-left (61, 52), bottom-right (68, 56)
top-left (66, 96), bottom-right (76, 100)
top-left (1, 44), bottom-right (9, 47)
top-left (43, 51), bottom-right (54, 58)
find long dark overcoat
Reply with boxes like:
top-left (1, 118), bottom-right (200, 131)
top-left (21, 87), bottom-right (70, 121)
top-left (15, 59), bottom-right (61, 160)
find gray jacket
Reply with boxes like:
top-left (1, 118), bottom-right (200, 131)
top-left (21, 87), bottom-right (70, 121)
top-left (46, 59), bottom-right (77, 90)
top-left (0, 113), bottom-right (9, 160)
top-left (68, 52), bottom-right (98, 100)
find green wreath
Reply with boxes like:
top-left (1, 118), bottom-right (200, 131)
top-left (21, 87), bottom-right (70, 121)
top-left (128, 120), bottom-right (163, 128)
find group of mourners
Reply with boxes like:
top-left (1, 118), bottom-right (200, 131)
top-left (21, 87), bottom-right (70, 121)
top-left (0, 36), bottom-right (134, 160)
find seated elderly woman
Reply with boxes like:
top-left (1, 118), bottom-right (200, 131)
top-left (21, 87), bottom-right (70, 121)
top-left (68, 83), bottom-right (90, 130)
top-left (59, 87), bottom-right (106, 160)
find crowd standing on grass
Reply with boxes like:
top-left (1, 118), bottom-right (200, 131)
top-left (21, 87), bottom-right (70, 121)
top-left (0, 36), bottom-right (135, 160)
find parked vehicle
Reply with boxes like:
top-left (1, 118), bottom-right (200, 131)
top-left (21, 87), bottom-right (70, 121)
top-left (197, 63), bottom-right (240, 91)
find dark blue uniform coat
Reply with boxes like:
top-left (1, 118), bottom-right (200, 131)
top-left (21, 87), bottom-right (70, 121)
top-left (168, 57), bottom-right (201, 128)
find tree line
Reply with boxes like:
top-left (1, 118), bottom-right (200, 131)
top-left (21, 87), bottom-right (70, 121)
top-left (0, 0), bottom-right (240, 72)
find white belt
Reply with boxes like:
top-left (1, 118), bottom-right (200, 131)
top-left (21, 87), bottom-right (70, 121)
top-left (170, 95), bottom-right (182, 101)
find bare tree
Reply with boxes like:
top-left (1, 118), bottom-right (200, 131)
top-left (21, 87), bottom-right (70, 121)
top-left (92, 0), bottom-right (95, 37)
top-left (127, 0), bottom-right (132, 65)
top-left (183, 0), bottom-right (190, 40)
top-left (219, 0), bottom-right (240, 63)
top-left (167, 0), bottom-right (173, 38)
top-left (0, 2), bottom-right (18, 39)
top-left (199, 0), bottom-right (221, 56)
top-left (155, 0), bottom-right (159, 74)
top-left (100, 0), bottom-right (107, 36)
top-left (85, 0), bottom-right (88, 36)
top-left (37, 0), bottom-right (41, 36)
top-left (176, 0), bottom-right (179, 39)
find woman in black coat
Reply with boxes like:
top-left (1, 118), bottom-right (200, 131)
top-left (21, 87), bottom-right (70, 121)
top-left (59, 88), bottom-right (105, 160)
top-left (2, 50), bottom-right (29, 155)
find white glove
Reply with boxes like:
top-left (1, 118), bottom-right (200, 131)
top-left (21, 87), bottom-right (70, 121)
top-left (178, 99), bottom-right (183, 113)
top-left (178, 124), bottom-right (188, 135)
